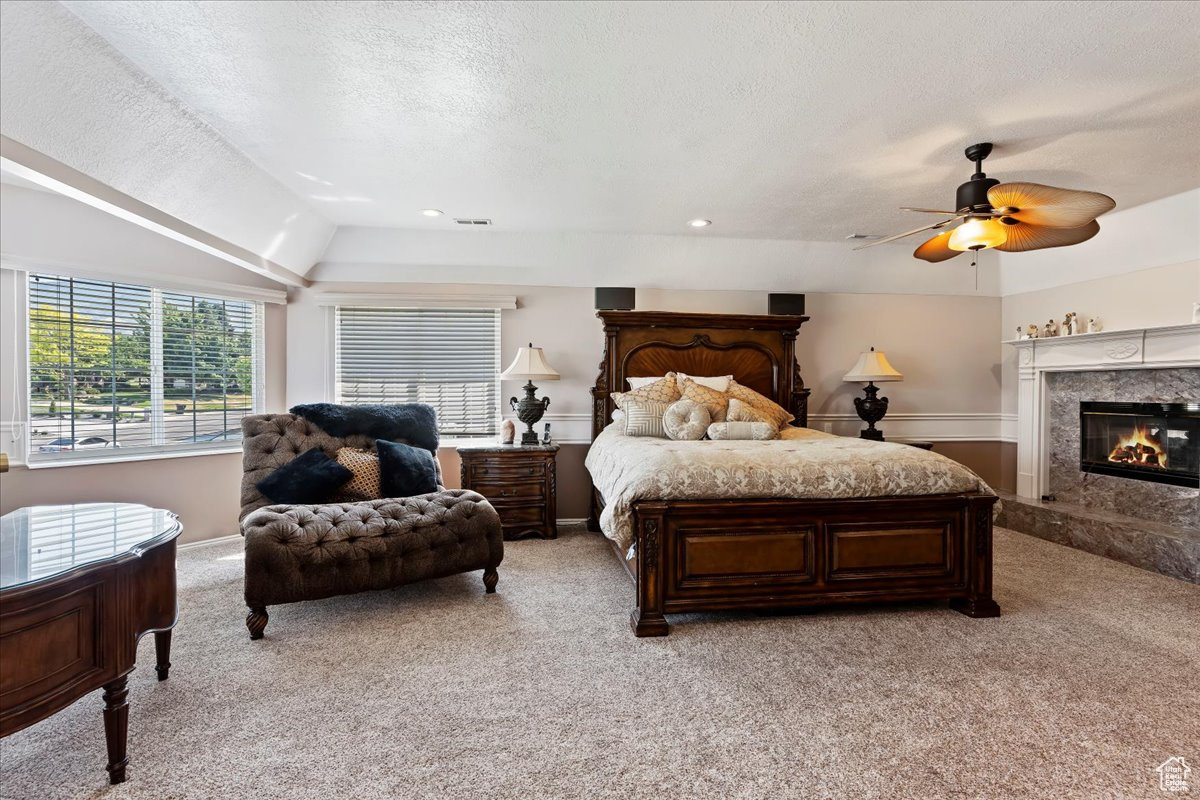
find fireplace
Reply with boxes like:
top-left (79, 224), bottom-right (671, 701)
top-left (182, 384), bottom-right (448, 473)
top-left (1079, 402), bottom-right (1200, 488)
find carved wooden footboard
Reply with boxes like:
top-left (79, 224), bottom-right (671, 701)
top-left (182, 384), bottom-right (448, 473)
top-left (622, 493), bottom-right (999, 636)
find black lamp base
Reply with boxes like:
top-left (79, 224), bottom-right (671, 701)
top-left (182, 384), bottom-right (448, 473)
top-left (510, 381), bottom-right (551, 447)
top-left (853, 382), bottom-right (890, 441)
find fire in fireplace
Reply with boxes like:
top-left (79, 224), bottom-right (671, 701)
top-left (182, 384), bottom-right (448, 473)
top-left (1080, 402), bottom-right (1199, 488)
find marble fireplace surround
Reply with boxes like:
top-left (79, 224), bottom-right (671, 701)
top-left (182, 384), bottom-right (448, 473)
top-left (1008, 323), bottom-right (1200, 503)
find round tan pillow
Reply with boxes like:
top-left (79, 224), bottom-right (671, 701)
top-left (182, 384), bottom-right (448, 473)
top-left (662, 399), bottom-right (711, 441)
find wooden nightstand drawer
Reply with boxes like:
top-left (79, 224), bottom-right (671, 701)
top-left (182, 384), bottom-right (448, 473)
top-left (457, 444), bottom-right (558, 540)
top-left (472, 480), bottom-right (544, 501)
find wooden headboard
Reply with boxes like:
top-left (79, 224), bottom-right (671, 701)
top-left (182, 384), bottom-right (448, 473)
top-left (590, 310), bottom-right (810, 441)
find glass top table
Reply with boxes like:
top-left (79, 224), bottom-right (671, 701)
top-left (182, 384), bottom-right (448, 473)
top-left (0, 503), bottom-right (181, 591)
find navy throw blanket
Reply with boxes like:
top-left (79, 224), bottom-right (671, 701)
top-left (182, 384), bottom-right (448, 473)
top-left (289, 403), bottom-right (439, 455)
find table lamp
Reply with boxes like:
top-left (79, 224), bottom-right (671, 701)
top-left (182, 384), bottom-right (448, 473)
top-left (843, 347), bottom-right (904, 441)
top-left (501, 343), bottom-right (560, 445)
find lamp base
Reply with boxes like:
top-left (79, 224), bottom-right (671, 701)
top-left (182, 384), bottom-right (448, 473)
top-left (853, 382), bottom-right (890, 442)
top-left (510, 381), bottom-right (551, 448)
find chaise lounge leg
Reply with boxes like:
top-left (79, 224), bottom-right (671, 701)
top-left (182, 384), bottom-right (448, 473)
top-left (246, 606), bottom-right (269, 640)
top-left (483, 567), bottom-right (499, 594)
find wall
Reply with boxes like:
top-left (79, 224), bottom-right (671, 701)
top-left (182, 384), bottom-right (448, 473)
top-left (0, 187), bottom-right (289, 544)
top-left (290, 282), bottom-right (1008, 516)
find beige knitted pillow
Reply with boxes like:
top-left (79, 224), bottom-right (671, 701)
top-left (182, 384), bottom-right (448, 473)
top-left (726, 379), bottom-right (794, 429)
top-left (622, 399), bottom-right (670, 438)
top-left (612, 373), bottom-right (680, 409)
top-left (726, 397), bottom-right (773, 425)
top-left (335, 447), bottom-right (381, 500)
top-left (680, 378), bottom-right (730, 422)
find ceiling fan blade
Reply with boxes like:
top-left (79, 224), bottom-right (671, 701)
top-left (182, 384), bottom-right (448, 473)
top-left (995, 220), bottom-right (1100, 252)
top-left (852, 216), bottom-right (963, 250)
top-left (988, 182), bottom-right (1116, 228)
top-left (900, 207), bottom-right (961, 214)
top-left (913, 231), bottom-right (961, 263)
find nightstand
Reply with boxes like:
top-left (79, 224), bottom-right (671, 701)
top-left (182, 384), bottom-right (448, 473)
top-left (457, 443), bottom-right (558, 540)
top-left (895, 440), bottom-right (935, 451)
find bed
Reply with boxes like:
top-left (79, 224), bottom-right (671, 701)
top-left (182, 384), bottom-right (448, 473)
top-left (586, 310), bottom-right (1000, 636)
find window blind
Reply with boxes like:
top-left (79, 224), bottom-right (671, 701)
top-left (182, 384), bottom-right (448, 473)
top-left (27, 273), bottom-right (264, 461)
top-left (335, 307), bottom-right (500, 438)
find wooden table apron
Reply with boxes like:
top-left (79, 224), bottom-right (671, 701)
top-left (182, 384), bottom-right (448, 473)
top-left (0, 520), bottom-right (181, 784)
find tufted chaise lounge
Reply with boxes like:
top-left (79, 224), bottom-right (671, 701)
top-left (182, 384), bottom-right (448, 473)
top-left (239, 414), bottom-right (503, 639)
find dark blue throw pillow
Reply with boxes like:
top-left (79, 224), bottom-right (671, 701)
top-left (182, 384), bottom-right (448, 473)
top-left (255, 448), bottom-right (352, 505)
top-left (376, 439), bottom-right (439, 498)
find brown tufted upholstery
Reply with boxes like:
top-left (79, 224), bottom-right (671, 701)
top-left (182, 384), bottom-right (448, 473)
top-left (239, 414), bottom-right (502, 639)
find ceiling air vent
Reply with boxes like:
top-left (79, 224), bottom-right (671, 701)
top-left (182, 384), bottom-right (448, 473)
top-left (454, 218), bottom-right (493, 226)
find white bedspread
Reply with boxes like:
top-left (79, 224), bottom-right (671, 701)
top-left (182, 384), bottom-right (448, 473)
top-left (585, 424), bottom-right (996, 550)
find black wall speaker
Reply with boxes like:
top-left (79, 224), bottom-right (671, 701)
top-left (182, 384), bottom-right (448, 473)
top-left (767, 293), bottom-right (806, 316)
top-left (595, 287), bottom-right (636, 310)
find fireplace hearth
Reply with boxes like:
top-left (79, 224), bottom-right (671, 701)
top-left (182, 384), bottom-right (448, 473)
top-left (1080, 402), bottom-right (1199, 488)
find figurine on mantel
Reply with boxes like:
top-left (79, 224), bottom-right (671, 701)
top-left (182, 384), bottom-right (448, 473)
top-left (1087, 317), bottom-right (1103, 333)
top-left (499, 419), bottom-right (516, 445)
top-left (1026, 323), bottom-right (1040, 339)
top-left (1062, 312), bottom-right (1078, 336)
top-left (1043, 319), bottom-right (1059, 338)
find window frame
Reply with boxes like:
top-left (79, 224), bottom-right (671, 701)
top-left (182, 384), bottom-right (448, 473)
top-left (21, 271), bottom-right (266, 468)
top-left (332, 304), bottom-right (503, 446)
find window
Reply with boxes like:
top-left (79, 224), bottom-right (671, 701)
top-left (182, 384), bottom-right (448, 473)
top-left (335, 307), bottom-right (500, 439)
top-left (27, 273), bottom-right (264, 461)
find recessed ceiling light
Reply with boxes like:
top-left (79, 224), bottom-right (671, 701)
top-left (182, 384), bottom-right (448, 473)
top-left (688, 218), bottom-right (712, 228)
top-left (422, 209), bottom-right (444, 217)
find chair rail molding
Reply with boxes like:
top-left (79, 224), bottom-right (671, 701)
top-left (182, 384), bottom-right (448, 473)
top-left (1006, 323), bottom-right (1200, 498)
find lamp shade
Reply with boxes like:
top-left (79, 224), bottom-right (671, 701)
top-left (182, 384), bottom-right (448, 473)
top-left (948, 217), bottom-right (1008, 252)
top-left (843, 347), bottom-right (903, 383)
top-left (500, 343), bottom-right (560, 381)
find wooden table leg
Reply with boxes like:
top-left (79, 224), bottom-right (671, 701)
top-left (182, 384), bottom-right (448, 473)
top-left (102, 676), bottom-right (129, 784)
top-left (154, 630), bottom-right (172, 681)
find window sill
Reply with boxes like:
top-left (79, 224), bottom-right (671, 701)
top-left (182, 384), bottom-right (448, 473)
top-left (24, 445), bottom-right (243, 470)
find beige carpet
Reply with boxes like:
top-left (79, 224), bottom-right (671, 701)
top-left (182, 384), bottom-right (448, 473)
top-left (2, 525), bottom-right (1197, 800)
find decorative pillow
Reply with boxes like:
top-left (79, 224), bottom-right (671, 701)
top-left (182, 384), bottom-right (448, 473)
top-left (706, 421), bottom-right (778, 441)
top-left (726, 398), bottom-right (773, 425)
top-left (335, 447), bottom-right (381, 500)
top-left (255, 448), bottom-right (353, 505)
top-left (681, 378), bottom-right (731, 422)
top-left (627, 374), bottom-right (672, 390)
top-left (622, 399), bottom-right (670, 438)
top-left (726, 380), bottom-right (794, 429)
top-left (612, 374), bottom-right (681, 409)
top-left (376, 439), bottom-right (440, 497)
top-left (662, 399), bottom-right (711, 441)
top-left (675, 373), bottom-right (732, 393)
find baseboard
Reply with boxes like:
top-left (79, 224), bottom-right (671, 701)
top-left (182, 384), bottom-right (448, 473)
top-left (177, 533), bottom-right (241, 551)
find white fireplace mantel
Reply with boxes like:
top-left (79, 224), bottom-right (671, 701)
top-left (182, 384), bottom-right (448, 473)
top-left (1006, 323), bottom-right (1200, 498)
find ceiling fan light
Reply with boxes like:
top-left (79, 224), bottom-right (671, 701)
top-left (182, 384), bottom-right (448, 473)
top-left (948, 217), bottom-right (1008, 252)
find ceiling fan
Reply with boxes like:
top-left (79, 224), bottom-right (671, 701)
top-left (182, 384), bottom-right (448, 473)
top-left (855, 142), bottom-right (1116, 263)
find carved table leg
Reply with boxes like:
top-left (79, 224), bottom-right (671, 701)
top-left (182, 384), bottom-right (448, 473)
top-left (483, 567), bottom-right (499, 594)
top-left (246, 606), bottom-right (269, 640)
top-left (102, 676), bottom-right (130, 784)
top-left (154, 630), bottom-right (172, 681)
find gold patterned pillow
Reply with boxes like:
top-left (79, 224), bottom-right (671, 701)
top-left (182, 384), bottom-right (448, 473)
top-left (680, 378), bottom-right (730, 422)
top-left (726, 380), bottom-right (794, 429)
top-left (335, 447), bottom-right (381, 500)
top-left (726, 397), bottom-right (773, 425)
top-left (612, 373), bottom-right (680, 409)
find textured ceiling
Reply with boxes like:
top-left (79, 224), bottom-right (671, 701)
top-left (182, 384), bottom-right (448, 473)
top-left (58, 0), bottom-right (1200, 243)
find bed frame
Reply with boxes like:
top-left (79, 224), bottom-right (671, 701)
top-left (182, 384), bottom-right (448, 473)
top-left (587, 310), bottom-right (1000, 636)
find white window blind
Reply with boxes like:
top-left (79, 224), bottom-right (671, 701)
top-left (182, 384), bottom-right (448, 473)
top-left (335, 307), bottom-right (500, 439)
top-left (27, 273), bottom-right (264, 462)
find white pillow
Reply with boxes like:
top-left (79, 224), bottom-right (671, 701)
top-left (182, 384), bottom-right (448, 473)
top-left (627, 376), bottom-right (668, 390)
top-left (676, 373), bottom-right (733, 393)
top-left (662, 399), bottom-right (711, 441)
top-left (706, 421), bottom-right (777, 441)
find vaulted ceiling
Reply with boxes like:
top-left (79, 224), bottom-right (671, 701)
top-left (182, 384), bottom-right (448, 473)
top-left (2, 0), bottom-right (1198, 289)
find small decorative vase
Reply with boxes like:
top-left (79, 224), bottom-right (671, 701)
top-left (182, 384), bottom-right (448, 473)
top-left (500, 419), bottom-right (515, 445)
